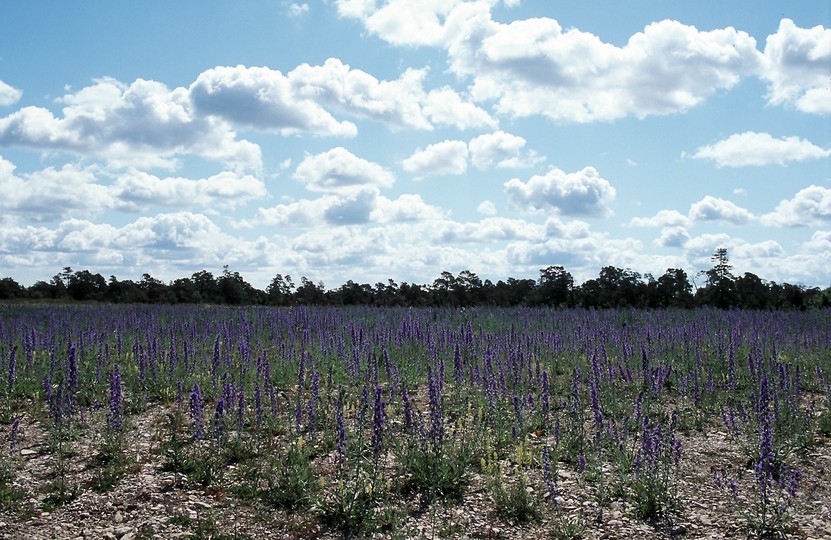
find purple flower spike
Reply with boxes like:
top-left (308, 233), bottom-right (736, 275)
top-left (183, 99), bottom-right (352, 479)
top-left (189, 382), bottom-right (205, 441)
top-left (213, 397), bottom-right (226, 442)
top-left (9, 417), bottom-right (20, 450)
top-left (371, 385), bottom-right (386, 457)
top-left (107, 364), bottom-right (124, 431)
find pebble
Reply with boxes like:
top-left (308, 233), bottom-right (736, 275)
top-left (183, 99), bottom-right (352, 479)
top-left (113, 511), bottom-right (124, 524)
top-left (671, 524), bottom-right (688, 536)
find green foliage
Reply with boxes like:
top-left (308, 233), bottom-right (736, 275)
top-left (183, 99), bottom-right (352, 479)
top-left (159, 407), bottom-right (194, 477)
top-left (258, 436), bottom-right (316, 510)
top-left (487, 465), bottom-right (540, 524)
top-left (0, 449), bottom-right (23, 508)
top-left (316, 475), bottom-right (378, 535)
top-left (548, 513), bottom-right (585, 540)
top-left (397, 438), bottom-right (470, 501)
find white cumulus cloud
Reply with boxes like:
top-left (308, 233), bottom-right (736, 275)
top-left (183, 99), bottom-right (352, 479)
top-left (402, 140), bottom-right (469, 176)
top-left (477, 200), bottom-right (497, 216)
top-left (422, 86), bottom-right (497, 130)
top-left (287, 3), bottom-right (310, 17)
top-left (0, 80), bottom-right (22, 106)
top-left (0, 158), bottom-right (113, 220)
top-left (190, 65), bottom-right (358, 137)
top-left (0, 77), bottom-right (261, 171)
top-left (289, 59), bottom-right (432, 130)
top-left (692, 131), bottom-right (831, 167)
top-left (655, 227), bottom-right (691, 248)
top-left (761, 19), bottom-right (831, 114)
top-left (335, 0), bottom-right (464, 47)
top-left (469, 131), bottom-right (538, 170)
top-left (504, 166), bottom-right (616, 216)
top-left (628, 209), bottom-right (691, 228)
top-left (112, 170), bottom-right (267, 210)
top-left (762, 185), bottom-right (831, 227)
top-left (688, 196), bottom-right (753, 225)
top-left (294, 147), bottom-right (394, 193)
top-left (452, 13), bottom-right (763, 122)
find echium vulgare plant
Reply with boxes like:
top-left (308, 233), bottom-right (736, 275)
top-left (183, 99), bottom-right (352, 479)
top-left (189, 383), bottom-right (205, 441)
top-left (713, 374), bottom-right (801, 537)
top-left (631, 411), bottom-right (682, 520)
top-left (396, 368), bottom-right (471, 502)
top-left (97, 364), bottom-right (126, 464)
top-left (560, 365), bottom-right (586, 463)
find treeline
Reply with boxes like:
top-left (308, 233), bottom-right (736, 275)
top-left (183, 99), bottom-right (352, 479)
top-left (1, 250), bottom-right (829, 309)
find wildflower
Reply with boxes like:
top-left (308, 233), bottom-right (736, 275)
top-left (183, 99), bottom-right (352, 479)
top-left (427, 367), bottom-right (443, 450)
top-left (512, 394), bottom-right (524, 437)
top-left (540, 370), bottom-right (550, 420)
top-left (785, 468), bottom-right (800, 498)
top-left (371, 385), bottom-right (386, 457)
top-left (213, 397), bottom-right (226, 443)
top-left (189, 383), bottom-right (205, 440)
top-left (453, 342), bottom-right (464, 384)
top-left (9, 417), bottom-right (20, 450)
top-left (176, 379), bottom-right (184, 406)
top-left (42, 375), bottom-right (53, 416)
top-left (107, 364), bottom-right (124, 431)
top-left (254, 383), bottom-right (264, 428)
top-left (66, 343), bottom-right (78, 416)
top-left (542, 446), bottom-right (558, 507)
top-left (237, 387), bottom-right (245, 432)
top-left (335, 386), bottom-right (347, 464)
top-left (401, 385), bottom-right (414, 433)
top-left (211, 335), bottom-right (221, 391)
top-left (589, 378), bottom-right (603, 427)
top-left (7, 346), bottom-right (17, 394)
top-left (52, 381), bottom-right (64, 429)
top-left (307, 369), bottom-right (320, 434)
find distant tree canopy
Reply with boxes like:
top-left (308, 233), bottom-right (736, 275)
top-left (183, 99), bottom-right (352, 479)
top-left (2, 250), bottom-right (828, 309)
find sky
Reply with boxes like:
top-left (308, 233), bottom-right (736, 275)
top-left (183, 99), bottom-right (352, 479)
top-left (0, 1), bottom-right (829, 290)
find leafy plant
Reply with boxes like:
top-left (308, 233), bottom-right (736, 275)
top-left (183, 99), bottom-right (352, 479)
top-left (259, 436), bottom-right (316, 510)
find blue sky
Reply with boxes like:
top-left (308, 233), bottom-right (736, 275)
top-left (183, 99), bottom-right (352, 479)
top-left (1, 0), bottom-right (829, 289)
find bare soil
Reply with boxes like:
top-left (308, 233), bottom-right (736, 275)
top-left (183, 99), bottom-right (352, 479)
top-left (0, 403), bottom-right (829, 540)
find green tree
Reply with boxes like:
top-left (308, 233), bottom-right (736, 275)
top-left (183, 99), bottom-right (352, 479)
top-left (655, 268), bottom-right (693, 308)
top-left (0, 277), bottom-right (26, 300)
top-left (536, 265), bottom-right (573, 306)
top-left (734, 272), bottom-right (770, 309)
top-left (266, 274), bottom-right (295, 305)
top-left (698, 248), bottom-right (736, 308)
top-left (67, 269), bottom-right (107, 301)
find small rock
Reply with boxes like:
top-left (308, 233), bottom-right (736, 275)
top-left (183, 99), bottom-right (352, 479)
top-left (114, 511), bottom-right (124, 524)
top-left (671, 524), bottom-right (687, 536)
top-left (20, 449), bottom-right (36, 456)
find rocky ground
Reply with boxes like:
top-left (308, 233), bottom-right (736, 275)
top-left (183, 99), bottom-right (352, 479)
top-left (0, 402), bottom-right (829, 540)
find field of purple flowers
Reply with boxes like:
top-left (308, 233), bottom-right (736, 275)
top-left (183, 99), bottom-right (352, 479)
top-left (0, 305), bottom-right (829, 539)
